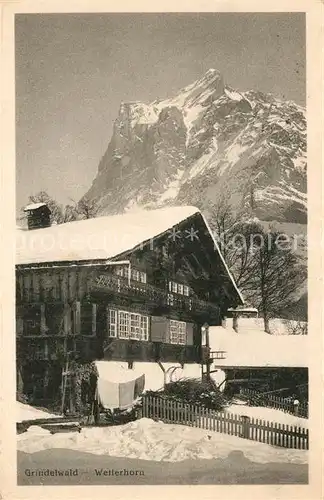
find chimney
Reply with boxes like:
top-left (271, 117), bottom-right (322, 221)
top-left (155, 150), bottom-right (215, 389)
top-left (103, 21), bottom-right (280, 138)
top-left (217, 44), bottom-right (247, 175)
top-left (227, 307), bottom-right (259, 333)
top-left (24, 202), bottom-right (51, 230)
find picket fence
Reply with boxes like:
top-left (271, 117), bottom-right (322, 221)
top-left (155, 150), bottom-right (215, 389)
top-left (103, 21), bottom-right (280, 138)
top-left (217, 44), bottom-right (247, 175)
top-left (239, 388), bottom-right (309, 418)
top-left (140, 395), bottom-right (309, 450)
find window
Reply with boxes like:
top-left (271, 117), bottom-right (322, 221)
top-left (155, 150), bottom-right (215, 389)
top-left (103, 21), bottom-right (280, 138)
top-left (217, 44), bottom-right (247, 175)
top-left (140, 315), bottom-right (149, 341)
top-left (45, 304), bottom-right (65, 334)
top-left (33, 341), bottom-right (48, 360)
top-left (131, 269), bottom-right (146, 283)
top-left (130, 313), bottom-right (141, 340)
top-left (115, 266), bottom-right (129, 279)
top-left (168, 281), bottom-right (190, 296)
top-left (23, 305), bottom-right (42, 336)
top-left (115, 266), bottom-right (147, 284)
top-left (118, 311), bottom-right (129, 339)
top-left (170, 320), bottom-right (187, 345)
top-left (108, 309), bottom-right (117, 337)
top-left (139, 271), bottom-right (147, 283)
top-left (131, 269), bottom-right (139, 282)
top-left (108, 309), bottom-right (149, 341)
top-left (167, 293), bottom-right (174, 306)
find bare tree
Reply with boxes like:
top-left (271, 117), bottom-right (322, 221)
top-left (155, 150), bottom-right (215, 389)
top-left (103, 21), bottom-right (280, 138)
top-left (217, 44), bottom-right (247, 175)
top-left (207, 199), bottom-right (258, 288)
top-left (77, 197), bottom-right (99, 219)
top-left (207, 198), bottom-right (241, 266)
top-left (22, 192), bottom-right (78, 225)
top-left (237, 227), bottom-right (306, 332)
top-left (23, 191), bottom-right (66, 224)
top-left (206, 201), bottom-right (306, 332)
top-left (285, 320), bottom-right (308, 335)
top-left (21, 192), bottom-right (99, 225)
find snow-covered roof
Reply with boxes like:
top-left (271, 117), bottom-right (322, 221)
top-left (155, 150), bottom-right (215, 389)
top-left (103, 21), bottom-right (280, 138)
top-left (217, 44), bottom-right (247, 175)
top-left (228, 306), bottom-right (258, 313)
top-left (209, 325), bottom-right (308, 368)
top-left (16, 205), bottom-right (243, 303)
top-left (23, 202), bottom-right (48, 211)
top-left (17, 206), bottom-right (196, 264)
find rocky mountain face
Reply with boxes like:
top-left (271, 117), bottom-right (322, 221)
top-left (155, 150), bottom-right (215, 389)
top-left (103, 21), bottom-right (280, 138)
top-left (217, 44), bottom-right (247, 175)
top-left (85, 69), bottom-right (307, 225)
top-left (83, 70), bottom-right (307, 319)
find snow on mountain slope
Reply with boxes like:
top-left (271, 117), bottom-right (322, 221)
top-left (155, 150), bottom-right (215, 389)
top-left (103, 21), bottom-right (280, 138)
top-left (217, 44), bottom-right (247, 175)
top-left (84, 69), bottom-right (306, 226)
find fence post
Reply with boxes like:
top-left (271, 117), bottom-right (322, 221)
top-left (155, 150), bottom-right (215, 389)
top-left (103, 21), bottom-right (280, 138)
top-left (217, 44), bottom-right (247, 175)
top-left (137, 403), bottom-right (143, 419)
top-left (293, 399), bottom-right (300, 416)
top-left (241, 415), bottom-right (250, 439)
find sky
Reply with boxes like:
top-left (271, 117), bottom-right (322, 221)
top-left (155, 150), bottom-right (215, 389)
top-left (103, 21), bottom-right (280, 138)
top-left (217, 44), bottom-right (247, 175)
top-left (15, 13), bottom-right (305, 211)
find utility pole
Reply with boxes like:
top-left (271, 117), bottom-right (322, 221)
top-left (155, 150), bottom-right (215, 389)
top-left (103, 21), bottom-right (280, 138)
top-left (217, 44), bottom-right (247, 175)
top-left (205, 323), bottom-right (211, 381)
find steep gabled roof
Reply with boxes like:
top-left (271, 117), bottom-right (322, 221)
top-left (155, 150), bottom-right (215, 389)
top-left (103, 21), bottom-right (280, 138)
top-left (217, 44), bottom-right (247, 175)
top-left (16, 205), bottom-right (244, 304)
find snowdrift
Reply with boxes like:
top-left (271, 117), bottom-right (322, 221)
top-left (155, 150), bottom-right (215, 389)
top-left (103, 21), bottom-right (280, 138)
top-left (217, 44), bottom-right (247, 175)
top-left (17, 402), bottom-right (60, 423)
top-left (17, 417), bottom-right (307, 464)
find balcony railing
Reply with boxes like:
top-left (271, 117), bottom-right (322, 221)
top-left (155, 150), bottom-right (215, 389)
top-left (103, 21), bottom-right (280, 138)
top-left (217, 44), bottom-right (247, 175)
top-left (210, 350), bottom-right (227, 360)
top-left (91, 274), bottom-right (220, 318)
top-left (102, 337), bottom-right (201, 363)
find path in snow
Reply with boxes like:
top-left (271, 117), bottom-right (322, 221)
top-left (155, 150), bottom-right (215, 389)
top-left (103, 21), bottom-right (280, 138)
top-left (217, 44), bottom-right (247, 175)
top-left (18, 448), bottom-right (308, 485)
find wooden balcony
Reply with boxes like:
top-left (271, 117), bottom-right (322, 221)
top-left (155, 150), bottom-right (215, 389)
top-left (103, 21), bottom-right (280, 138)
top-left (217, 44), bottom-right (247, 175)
top-left (91, 274), bottom-right (220, 321)
top-left (102, 338), bottom-right (201, 364)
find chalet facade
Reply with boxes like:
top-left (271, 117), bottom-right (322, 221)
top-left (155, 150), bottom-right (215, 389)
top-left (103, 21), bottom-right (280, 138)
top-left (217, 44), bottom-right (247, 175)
top-left (16, 206), bottom-right (243, 403)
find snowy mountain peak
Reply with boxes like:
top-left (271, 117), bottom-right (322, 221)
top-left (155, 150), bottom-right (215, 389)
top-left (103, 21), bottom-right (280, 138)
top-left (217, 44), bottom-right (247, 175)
top-left (197, 67), bottom-right (224, 85)
top-left (204, 67), bottom-right (219, 75)
top-left (86, 71), bottom-right (306, 226)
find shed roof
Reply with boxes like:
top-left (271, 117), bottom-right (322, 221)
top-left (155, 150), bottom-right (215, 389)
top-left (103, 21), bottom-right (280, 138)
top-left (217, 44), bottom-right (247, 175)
top-left (209, 324), bottom-right (308, 368)
top-left (23, 202), bottom-right (49, 211)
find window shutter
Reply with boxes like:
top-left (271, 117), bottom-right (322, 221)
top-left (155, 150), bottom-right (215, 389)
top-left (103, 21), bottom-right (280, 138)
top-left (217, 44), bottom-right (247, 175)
top-left (92, 304), bottom-right (97, 335)
top-left (64, 304), bottom-right (71, 335)
top-left (40, 304), bottom-right (46, 335)
top-left (80, 302), bottom-right (93, 336)
top-left (75, 301), bottom-right (81, 335)
top-left (186, 323), bottom-right (194, 345)
top-left (16, 306), bottom-right (24, 336)
top-left (165, 319), bottom-right (171, 343)
top-left (151, 316), bottom-right (169, 343)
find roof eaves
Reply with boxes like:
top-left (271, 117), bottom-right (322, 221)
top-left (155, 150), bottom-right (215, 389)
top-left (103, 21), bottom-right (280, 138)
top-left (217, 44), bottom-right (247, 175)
top-left (199, 212), bottom-right (245, 305)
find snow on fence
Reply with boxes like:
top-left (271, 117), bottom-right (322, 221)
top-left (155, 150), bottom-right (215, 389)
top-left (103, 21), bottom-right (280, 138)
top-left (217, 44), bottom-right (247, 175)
top-left (238, 388), bottom-right (309, 418)
top-left (140, 395), bottom-right (309, 450)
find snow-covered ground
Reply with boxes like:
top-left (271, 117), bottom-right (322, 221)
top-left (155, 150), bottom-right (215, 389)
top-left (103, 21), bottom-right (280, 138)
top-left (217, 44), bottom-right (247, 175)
top-left (17, 418), bottom-right (307, 464)
top-left (17, 401), bottom-right (60, 422)
top-left (227, 402), bottom-right (308, 428)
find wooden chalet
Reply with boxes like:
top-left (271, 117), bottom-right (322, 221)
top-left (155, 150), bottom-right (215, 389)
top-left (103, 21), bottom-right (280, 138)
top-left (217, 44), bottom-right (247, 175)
top-left (23, 202), bottom-right (51, 230)
top-left (16, 205), bottom-right (243, 403)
